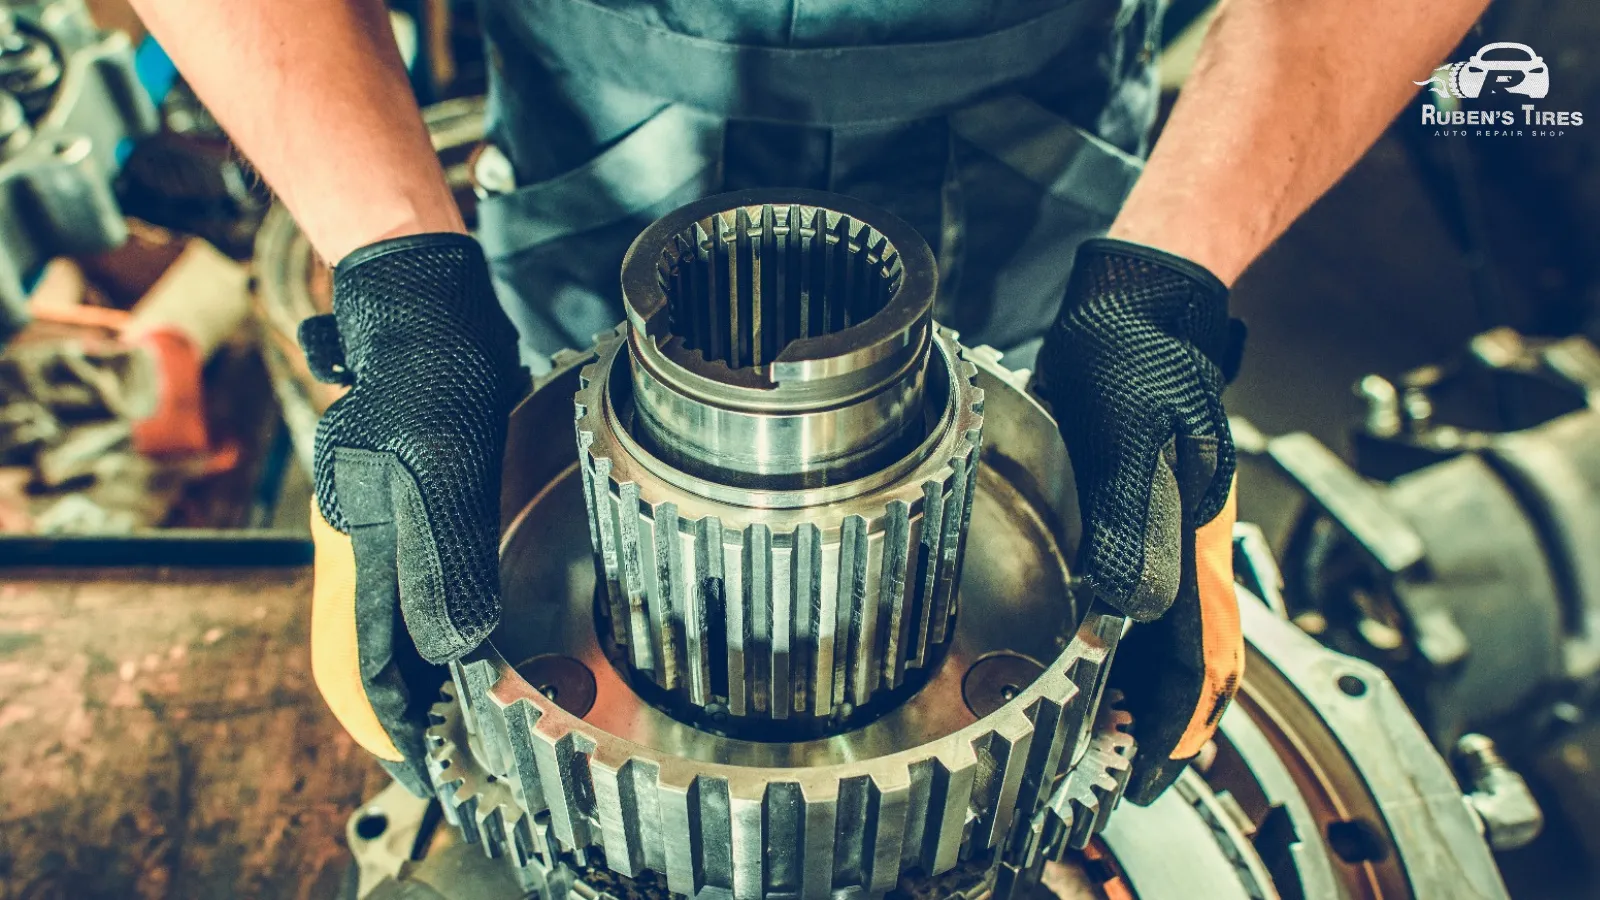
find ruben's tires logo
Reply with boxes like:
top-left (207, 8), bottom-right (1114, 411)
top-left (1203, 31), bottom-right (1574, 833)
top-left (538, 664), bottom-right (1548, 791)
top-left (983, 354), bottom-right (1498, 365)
top-left (1416, 43), bottom-right (1549, 99)
top-left (1415, 41), bottom-right (1580, 136)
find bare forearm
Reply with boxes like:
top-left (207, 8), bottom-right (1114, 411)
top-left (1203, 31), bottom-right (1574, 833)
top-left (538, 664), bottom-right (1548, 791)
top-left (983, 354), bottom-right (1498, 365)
top-left (129, 0), bottom-right (462, 262)
top-left (1112, 0), bottom-right (1489, 285)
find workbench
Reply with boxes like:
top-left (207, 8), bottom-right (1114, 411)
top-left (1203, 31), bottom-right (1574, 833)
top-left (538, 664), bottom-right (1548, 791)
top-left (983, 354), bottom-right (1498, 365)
top-left (0, 565), bottom-right (386, 899)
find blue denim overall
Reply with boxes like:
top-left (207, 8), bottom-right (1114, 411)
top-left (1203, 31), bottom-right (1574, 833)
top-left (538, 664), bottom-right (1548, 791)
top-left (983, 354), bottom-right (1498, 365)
top-left (475, 0), bottom-right (1160, 364)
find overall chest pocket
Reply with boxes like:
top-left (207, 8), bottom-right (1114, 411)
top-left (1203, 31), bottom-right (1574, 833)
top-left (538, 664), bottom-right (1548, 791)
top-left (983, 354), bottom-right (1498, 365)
top-left (478, 103), bottom-right (725, 365)
top-left (937, 94), bottom-right (1144, 355)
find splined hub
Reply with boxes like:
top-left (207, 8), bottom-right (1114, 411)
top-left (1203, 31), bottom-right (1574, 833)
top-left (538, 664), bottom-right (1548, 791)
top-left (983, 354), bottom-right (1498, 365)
top-left (581, 191), bottom-right (985, 731)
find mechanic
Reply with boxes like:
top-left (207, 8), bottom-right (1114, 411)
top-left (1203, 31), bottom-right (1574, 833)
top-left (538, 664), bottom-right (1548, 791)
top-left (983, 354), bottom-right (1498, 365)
top-left (129, 0), bottom-right (1488, 805)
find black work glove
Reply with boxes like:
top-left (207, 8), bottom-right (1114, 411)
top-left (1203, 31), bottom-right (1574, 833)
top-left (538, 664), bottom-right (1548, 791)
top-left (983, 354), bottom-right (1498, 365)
top-left (1034, 238), bottom-right (1246, 804)
top-left (298, 233), bottom-right (523, 794)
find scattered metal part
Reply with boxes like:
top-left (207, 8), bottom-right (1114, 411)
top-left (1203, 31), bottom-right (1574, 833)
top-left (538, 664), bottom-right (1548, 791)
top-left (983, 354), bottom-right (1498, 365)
top-left (1265, 432), bottom-right (1425, 576)
top-left (116, 80), bottom-right (274, 258)
top-left (0, 9), bottom-right (60, 114)
top-left (343, 779), bottom-right (531, 900)
top-left (1229, 593), bottom-right (1509, 899)
top-left (1357, 374), bottom-right (1403, 439)
top-left (1457, 733), bottom-right (1543, 851)
top-left (0, 0), bottom-right (159, 340)
top-left (1232, 522), bottom-right (1286, 618)
top-left (344, 781), bottom-right (433, 897)
top-left (1278, 332), bottom-right (1600, 753)
top-left (0, 91), bottom-right (32, 157)
top-left (34, 418), bottom-right (130, 486)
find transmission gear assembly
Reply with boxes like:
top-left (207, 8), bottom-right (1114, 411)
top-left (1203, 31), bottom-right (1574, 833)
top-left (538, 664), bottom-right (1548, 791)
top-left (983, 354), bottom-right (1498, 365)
top-left (331, 190), bottom-right (1514, 900)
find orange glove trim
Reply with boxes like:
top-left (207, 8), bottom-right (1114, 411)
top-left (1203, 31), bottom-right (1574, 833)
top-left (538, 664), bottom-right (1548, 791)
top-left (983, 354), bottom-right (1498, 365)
top-left (1172, 478), bottom-right (1242, 760)
top-left (310, 501), bottom-right (405, 762)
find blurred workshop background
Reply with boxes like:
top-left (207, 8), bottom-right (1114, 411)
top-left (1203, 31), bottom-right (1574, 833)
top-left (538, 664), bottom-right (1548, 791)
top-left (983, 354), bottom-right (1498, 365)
top-left (0, 0), bottom-right (1597, 898)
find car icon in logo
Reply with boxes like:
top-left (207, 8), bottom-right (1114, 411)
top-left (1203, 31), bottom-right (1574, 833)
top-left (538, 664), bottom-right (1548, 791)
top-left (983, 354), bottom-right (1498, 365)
top-left (1458, 42), bottom-right (1549, 98)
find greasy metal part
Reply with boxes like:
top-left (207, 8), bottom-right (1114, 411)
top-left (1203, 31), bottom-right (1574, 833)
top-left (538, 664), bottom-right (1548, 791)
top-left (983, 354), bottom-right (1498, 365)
top-left (1042, 694), bottom-right (1134, 852)
top-left (0, 92), bottom-right (32, 156)
top-left (1230, 596), bottom-right (1509, 900)
top-left (367, 192), bottom-right (1509, 900)
top-left (1273, 331), bottom-right (1600, 753)
top-left (1455, 734), bottom-right (1543, 852)
top-left (1233, 522), bottom-right (1288, 619)
top-left (1260, 432), bottom-right (1425, 577)
top-left (1096, 771), bottom-right (1266, 900)
top-left (578, 330), bottom-right (982, 727)
top-left (0, 10), bottom-right (60, 114)
top-left (0, 0), bottom-right (158, 339)
top-left (343, 780), bottom-right (531, 900)
top-left (425, 679), bottom-right (1137, 900)
top-left (250, 96), bottom-right (486, 473)
top-left (582, 193), bottom-right (984, 726)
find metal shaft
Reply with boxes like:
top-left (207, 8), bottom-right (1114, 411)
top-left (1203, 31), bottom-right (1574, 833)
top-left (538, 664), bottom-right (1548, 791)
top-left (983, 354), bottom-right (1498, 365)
top-left (623, 197), bottom-right (934, 488)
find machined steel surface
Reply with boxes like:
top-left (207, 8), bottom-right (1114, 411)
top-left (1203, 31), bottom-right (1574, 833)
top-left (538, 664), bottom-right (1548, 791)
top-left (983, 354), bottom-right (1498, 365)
top-left (619, 192), bottom-right (939, 486)
top-left (1227, 597), bottom-right (1509, 899)
top-left (578, 329), bottom-right (983, 727)
top-left (584, 192), bottom-right (984, 727)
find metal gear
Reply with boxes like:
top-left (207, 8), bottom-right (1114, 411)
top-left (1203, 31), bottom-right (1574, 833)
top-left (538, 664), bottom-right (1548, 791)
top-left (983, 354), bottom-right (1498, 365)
top-left (1045, 691), bottom-right (1135, 853)
top-left (580, 194), bottom-right (985, 729)
top-left (575, 326), bottom-right (984, 727)
top-left (425, 190), bottom-right (1128, 900)
top-left (447, 608), bottom-right (1122, 900)
top-left (365, 594), bottom-right (1516, 900)
top-left (428, 668), bottom-right (1137, 900)
top-left (389, 188), bottom-right (1506, 900)
top-left (427, 680), bottom-right (580, 900)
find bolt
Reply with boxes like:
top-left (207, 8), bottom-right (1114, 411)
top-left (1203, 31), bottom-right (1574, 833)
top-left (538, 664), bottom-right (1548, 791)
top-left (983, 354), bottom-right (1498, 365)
top-left (1293, 610), bottom-right (1328, 637)
top-left (1358, 375), bottom-right (1402, 438)
top-left (0, 91), bottom-right (29, 157)
top-left (1456, 733), bottom-right (1506, 779)
top-left (1456, 734), bottom-right (1542, 851)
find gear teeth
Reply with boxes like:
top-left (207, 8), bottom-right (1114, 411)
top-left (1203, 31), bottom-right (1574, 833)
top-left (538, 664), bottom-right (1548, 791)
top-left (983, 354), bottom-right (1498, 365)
top-left (429, 335), bottom-right (1129, 900)
top-left (426, 683), bottom-right (544, 889)
top-left (969, 706), bottom-right (1039, 851)
top-left (1046, 691), bottom-right (1137, 853)
top-left (439, 612), bottom-right (1125, 900)
top-left (654, 768), bottom-right (704, 896)
top-left (575, 330), bottom-right (985, 724)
